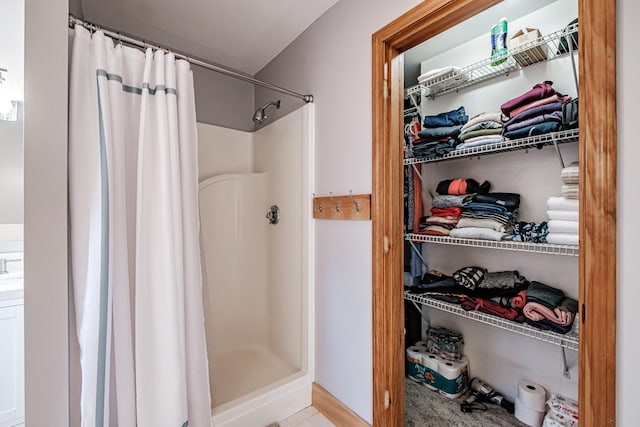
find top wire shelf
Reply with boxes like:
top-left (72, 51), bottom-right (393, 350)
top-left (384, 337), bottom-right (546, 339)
top-left (406, 23), bottom-right (578, 99)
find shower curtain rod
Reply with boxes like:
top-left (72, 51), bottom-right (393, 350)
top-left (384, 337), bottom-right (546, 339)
top-left (68, 14), bottom-right (314, 103)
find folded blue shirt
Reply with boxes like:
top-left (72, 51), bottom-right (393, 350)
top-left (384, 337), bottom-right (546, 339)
top-left (503, 120), bottom-right (561, 140)
top-left (423, 106), bottom-right (468, 128)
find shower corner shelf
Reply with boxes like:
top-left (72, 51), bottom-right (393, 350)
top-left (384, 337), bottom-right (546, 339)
top-left (404, 128), bottom-right (578, 165)
top-left (404, 292), bottom-right (579, 351)
top-left (406, 23), bottom-right (579, 100)
top-left (405, 233), bottom-right (579, 256)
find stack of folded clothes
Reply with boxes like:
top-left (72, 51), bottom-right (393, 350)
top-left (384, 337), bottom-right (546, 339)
top-left (412, 107), bottom-right (468, 159)
top-left (500, 81), bottom-right (571, 140)
top-left (407, 267), bottom-right (529, 323)
top-left (456, 111), bottom-right (505, 150)
top-left (406, 269), bottom-right (577, 335)
top-left (417, 178), bottom-right (488, 236)
top-left (523, 281), bottom-right (578, 334)
top-left (417, 194), bottom-right (474, 236)
top-left (450, 192), bottom-right (520, 241)
top-left (546, 194), bottom-right (579, 246)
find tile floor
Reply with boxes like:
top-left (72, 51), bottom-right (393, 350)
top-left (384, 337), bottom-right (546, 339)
top-left (278, 406), bottom-right (335, 427)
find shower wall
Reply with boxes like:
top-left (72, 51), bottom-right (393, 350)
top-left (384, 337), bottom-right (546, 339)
top-left (254, 109), bottom-right (305, 371)
top-left (197, 123), bottom-right (254, 179)
top-left (197, 105), bottom-right (313, 424)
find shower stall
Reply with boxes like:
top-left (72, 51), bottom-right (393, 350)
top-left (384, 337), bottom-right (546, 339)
top-left (198, 104), bottom-right (314, 426)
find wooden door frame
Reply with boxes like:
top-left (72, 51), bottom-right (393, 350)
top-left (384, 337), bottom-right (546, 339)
top-left (371, 0), bottom-right (617, 425)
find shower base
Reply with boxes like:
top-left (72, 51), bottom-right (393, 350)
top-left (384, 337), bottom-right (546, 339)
top-left (212, 344), bottom-right (298, 406)
top-left (211, 345), bottom-right (311, 427)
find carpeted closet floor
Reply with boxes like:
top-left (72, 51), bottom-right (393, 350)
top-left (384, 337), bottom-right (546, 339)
top-left (405, 378), bottom-right (530, 427)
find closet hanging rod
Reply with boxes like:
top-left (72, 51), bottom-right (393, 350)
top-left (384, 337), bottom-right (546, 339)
top-left (68, 14), bottom-right (314, 103)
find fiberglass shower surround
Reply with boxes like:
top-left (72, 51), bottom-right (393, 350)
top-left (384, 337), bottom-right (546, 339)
top-left (199, 105), bottom-right (315, 426)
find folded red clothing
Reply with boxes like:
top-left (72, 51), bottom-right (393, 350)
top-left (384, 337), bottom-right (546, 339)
top-left (461, 296), bottom-right (525, 322)
top-left (431, 207), bottom-right (463, 217)
top-left (501, 80), bottom-right (556, 116)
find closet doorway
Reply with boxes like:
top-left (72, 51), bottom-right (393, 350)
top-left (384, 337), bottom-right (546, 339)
top-left (371, 0), bottom-right (616, 426)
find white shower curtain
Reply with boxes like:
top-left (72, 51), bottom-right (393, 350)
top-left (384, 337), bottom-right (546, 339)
top-left (69, 25), bottom-right (212, 427)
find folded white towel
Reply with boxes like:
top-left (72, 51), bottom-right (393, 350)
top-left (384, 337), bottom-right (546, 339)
top-left (456, 217), bottom-right (506, 232)
top-left (546, 233), bottom-right (579, 246)
top-left (547, 196), bottom-right (579, 211)
top-left (450, 227), bottom-right (506, 241)
top-left (418, 66), bottom-right (462, 82)
top-left (548, 220), bottom-right (579, 234)
top-left (547, 210), bottom-right (579, 221)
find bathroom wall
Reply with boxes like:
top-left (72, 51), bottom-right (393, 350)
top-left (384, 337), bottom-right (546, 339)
top-left (255, 0), bottom-right (424, 421)
top-left (24, 0), bottom-right (70, 423)
top-left (617, 0), bottom-right (640, 425)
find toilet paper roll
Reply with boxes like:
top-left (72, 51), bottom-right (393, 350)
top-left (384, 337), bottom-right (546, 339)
top-left (406, 346), bottom-right (424, 362)
top-left (515, 397), bottom-right (545, 427)
top-left (437, 356), bottom-right (469, 399)
top-left (517, 380), bottom-right (547, 412)
top-left (415, 340), bottom-right (427, 347)
top-left (419, 351), bottom-right (439, 391)
top-left (406, 346), bottom-right (424, 383)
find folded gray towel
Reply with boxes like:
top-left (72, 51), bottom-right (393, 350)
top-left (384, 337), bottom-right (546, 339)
top-left (478, 270), bottom-right (527, 289)
top-left (432, 194), bottom-right (475, 208)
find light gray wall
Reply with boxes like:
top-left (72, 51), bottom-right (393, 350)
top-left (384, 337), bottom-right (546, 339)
top-left (255, 0), bottom-right (422, 422)
top-left (258, 0), bottom-right (640, 424)
top-left (24, 0), bottom-right (69, 425)
top-left (617, 0), bottom-right (640, 425)
top-left (0, 104), bottom-right (24, 224)
top-left (69, 0), bottom-right (82, 17)
top-left (192, 65), bottom-right (255, 131)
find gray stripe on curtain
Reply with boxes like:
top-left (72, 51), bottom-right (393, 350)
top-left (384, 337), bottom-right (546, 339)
top-left (96, 69), bottom-right (178, 95)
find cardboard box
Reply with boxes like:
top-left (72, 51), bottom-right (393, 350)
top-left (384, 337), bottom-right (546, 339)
top-left (511, 27), bottom-right (548, 66)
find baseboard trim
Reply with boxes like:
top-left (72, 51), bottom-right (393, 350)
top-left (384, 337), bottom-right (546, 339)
top-left (312, 382), bottom-right (370, 427)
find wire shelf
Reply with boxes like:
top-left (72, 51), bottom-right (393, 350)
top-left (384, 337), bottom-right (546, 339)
top-left (404, 292), bottom-right (579, 351)
top-left (405, 233), bottom-right (579, 256)
top-left (404, 128), bottom-right (578, 165)
top-left (406, 23), bottom-right (579, 99)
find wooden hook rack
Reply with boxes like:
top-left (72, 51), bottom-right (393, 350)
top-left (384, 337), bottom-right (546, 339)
top-left (312, 192), bottom-right (371, 220)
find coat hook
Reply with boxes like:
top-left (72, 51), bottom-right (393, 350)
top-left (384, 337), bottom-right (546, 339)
top-left (349, 190), bottom-right (360, 212)
top-left (329, 192), bottom-right (340, 213)
top-left (312, 193), bottom-right (323, 213)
